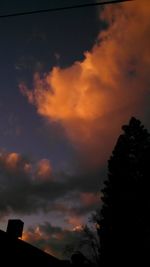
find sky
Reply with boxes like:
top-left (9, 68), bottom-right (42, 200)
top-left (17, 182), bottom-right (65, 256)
top-left (0, 0), bottom-right (150, 259)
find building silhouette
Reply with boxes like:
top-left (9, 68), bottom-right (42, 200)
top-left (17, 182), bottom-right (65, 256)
top-left (0, 219), bottom-right (70, 266)
top-left (0, 219), bottom-right (94, 266)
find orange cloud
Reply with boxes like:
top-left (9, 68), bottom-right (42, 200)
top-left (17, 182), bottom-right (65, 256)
top-left (23, 226), bottom-right (47, 242)
top-left (22, 228), bottom-right (57, 257)
top-left (72, 225), bottom-right (83, 232)
top-left (36, 159), bottom-right (53, 181)
top-left (67, 216), bottom-right (84, 228)
top-left (20, 0), bottom-right (150, 167)
top-left (22, 230), bottom-right (36, 242)
top-left (22, 223), bottom-right (76, 259)
top-left (5, 152), bottom-right (21, 169)
top-left (0, 151), bottom-right (30, 174)
top-left (80, 192), bottom-right (100, 207)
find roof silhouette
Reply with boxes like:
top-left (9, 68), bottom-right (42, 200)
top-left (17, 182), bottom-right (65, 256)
top-left (0, 220), bottom-right (93, 266)
top-left (0, 228), bottom-right (64, 266)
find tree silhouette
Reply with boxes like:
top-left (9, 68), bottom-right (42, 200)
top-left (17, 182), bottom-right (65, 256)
top-left (63, 224), bottom-right (100, 266)
top-left (100, 117), bottom-right (150, 266)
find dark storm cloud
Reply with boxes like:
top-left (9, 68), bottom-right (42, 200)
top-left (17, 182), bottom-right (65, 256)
top-left (0, 151), bottom-right (65, 217)
top-left (0, 150), bottom-right (102, 219)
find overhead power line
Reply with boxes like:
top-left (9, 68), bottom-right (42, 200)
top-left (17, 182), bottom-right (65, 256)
top-left (0, 0), bottom-right (134, 19)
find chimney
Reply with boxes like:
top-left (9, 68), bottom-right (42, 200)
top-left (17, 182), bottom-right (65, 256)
top-left (6, 219), bottom-right (24, 238)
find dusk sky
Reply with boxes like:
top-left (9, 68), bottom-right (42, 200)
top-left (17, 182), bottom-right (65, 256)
top-left (0, 0), bottom-right (150, 258)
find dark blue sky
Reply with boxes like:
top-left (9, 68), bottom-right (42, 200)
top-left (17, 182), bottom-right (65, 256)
top-left (0, 0), bottom-right (100, 167)
top-left (0, 0), bottom-right (103, 234)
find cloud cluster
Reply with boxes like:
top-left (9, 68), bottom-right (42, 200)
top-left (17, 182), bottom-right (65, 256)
top-left (20, 0), bottom-right (150, 167)
top-left (23, 221), bottom-right (98, 260)
top-left (0, 150), bottom-right (100, 220)
top-left (23, 222), bottom-right (84, 259)
top-left (0, 151), bottom-right (53, 218)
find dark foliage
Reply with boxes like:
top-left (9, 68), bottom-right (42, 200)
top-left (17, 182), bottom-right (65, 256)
top-left (100, 117), bottom-right (150, 266)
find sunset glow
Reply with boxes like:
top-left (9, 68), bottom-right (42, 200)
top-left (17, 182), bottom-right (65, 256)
top-left (0, 0), bottom-right (150, 260)
top-left (20, 0), bottom-right (150, 167)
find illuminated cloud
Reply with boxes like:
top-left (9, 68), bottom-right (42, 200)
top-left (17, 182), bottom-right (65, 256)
top-left (80, 192), bottom-right (100, 207)
top-left (23, 221), bottom-right (99, 260)
top-left (35, 159), bottom-right (53, 181)
top-left (20, 0), bottom-right (150, 167)
top-left (22, 222), bottom-right (82, 259)
top-left (5, 152), bottom-right (21, 169)
top-left (66, 216), bottom-right (84, 228)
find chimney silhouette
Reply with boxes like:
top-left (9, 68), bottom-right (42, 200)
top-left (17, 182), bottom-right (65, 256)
top-left (6, 219), bottom-right (24, 238)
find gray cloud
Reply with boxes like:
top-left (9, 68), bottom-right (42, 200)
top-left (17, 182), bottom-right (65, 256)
top-left (0, 150), bottom-right (102, 219)
top-left (23, 222), bottom-right (83, 259)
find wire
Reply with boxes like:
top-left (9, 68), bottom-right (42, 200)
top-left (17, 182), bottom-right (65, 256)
top-left (0, 0), bottom-right (134, 19)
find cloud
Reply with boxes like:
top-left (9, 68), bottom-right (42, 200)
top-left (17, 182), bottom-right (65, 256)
top-left (80, 192), bottom-right (100, 207)
top-left (23, 221), bottom-right (99, 260)
top-left (0, 151), bottom-right (99, 258)
top-left (0, 150), bottom-right (101, 220)
top-left (22, 222), bottom-right (83, 259)
top-left (20, 0), bottom-right (150, 168)
top-left (65, 216), bottom-right (84, 228)
top-left (0, 151), bottom-right (61, 218)
top-left (4, 152), bottom-right (21, 169)
top-left (35, 159), bottom-right (53, 181)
